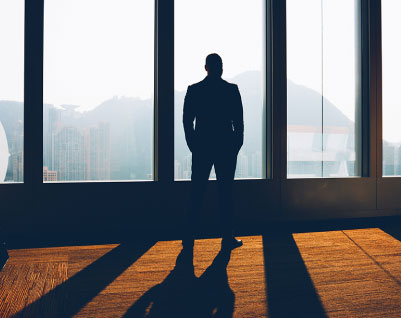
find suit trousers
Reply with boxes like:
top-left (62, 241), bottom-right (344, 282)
top-left (187, 144), bottom-right (238, 238)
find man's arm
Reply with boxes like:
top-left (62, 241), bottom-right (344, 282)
top-left (183, 85), bottom-right (196, 152)
top-left (232, 85), bottom-right (244, 151)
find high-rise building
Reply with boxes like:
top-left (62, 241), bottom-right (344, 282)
top-left (45, 108), bottom-right (61, 171)
top-left (183, 154), bottom-right (192, 180)
top-left (88, 123), bottom-right (111, 181)
top-left (174, 159), bottom-right (182, 179)
top-left (10, 120), bottom-right (23, 182)
top-left (251, 151), bottom-right (262, 178)
top-left (237, 151), bottom-right (249, 178)
top-left (53, 126), bottom-right (86, 181)
top-left (43, 166), bottom-right (57, 182)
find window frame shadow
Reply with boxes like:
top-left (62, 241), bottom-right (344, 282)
top-left (14, 241), bottom-right (155, 317)
top-left (262, 233), bottom-right (327, 318)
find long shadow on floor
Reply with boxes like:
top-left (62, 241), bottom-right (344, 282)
top-left (14, 241), bottom-right (154, 318)
top-left (263, 233), bottom-right (327, 318)
top-left (124, 246), bottom-right (234, 318)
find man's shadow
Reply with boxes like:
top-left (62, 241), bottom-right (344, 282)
top-left (124, 246), bottom-right (235, 318)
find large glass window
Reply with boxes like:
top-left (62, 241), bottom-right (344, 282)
top-left (174, 0), bottom-right (266, 180)
top-left (382, 0), bottom-right (401, 176)
top-left (287, 0), bottom-right (361, 178)
top-left (43, 0), bottom-right (154, 182)
top-left (0, 1), bottom-right (24, 183)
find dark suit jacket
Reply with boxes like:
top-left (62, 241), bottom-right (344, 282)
top-left (183, 76), bottom-right (244, 153)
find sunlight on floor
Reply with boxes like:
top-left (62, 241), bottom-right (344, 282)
top-left (2, 229), bottom-right (401, 317)
top-left (292, 228), bottom-right (401, 318)
top-left (74, 237), bottom-right (267, 318)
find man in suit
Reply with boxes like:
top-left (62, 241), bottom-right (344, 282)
top-left (183, 53), bottom-right (244, 250)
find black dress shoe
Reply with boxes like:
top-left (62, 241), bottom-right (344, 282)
top-left (222, 237), bottom-right (243, 250)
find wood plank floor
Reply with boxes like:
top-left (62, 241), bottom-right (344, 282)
top-left (1, 227), bottom-right (401, 317)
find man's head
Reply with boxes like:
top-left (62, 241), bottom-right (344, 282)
top-left (205, 53), bottom-right (223, 77)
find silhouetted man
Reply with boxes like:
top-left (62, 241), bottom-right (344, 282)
top-left (183, 53), bottom-right (244, 250)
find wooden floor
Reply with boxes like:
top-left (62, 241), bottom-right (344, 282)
top-left (1, 227), bottom-right (401, 317)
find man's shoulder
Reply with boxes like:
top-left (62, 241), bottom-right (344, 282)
top-left (221, 79), bottom-right (235, 85)
top-left (188, 79), bottom-right (206, 89)
top-left (221, 79), bottom-right (239, 90)
top-left (188, 78), bottom-right (238, 92)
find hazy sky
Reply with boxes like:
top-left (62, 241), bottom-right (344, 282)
top-left (0, 0), bottom-right (24, 103)
top-left (287, 0), bottom-right (358, 123)
top-left (43, 0), bottom-right (154, 111)
top-left (1, 0), bottom-right (400, 142)
top-left (382, 0), bottom-right (401, 143)
top-left (175, 0), bottom-right (263, 91)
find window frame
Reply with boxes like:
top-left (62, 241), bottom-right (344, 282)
top-left (2, 0), bottom-right (401, 221)
top-left (172, 0), bottom-right (272, 181)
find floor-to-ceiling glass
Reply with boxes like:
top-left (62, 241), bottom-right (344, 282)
top-left (382, 0), bottom-right (401, 176)
top-left (175, 0), bottom-right (266, 180)
top-left (43, 0), bottom-right (154, 182)
top-left (287, 0), bottom-right (361, 178)
top-left (0, 0), bottom-right (24, 183)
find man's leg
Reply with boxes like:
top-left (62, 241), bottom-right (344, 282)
top-left (184, 150), bottom-right (213, 246)
top-left (214, 148), bottom-right (241, 248)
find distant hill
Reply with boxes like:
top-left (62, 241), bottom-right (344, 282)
top-left (1, 70), bottom-right (354, 139)
top-left (287, 80), bottom-right (354, 129)
top-left (1, 71), bottom-right (361, 169)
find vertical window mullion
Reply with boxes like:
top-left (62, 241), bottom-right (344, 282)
top-left (272, 0), bottom-right (287, 180)
top-left (360, 0), bottom-right (374, 178)
top-left (155, 0), bottom-right (174, 183)
top-left (371, 0), bottom-right (381, 179)
top-left (25, 0), bottom-right (44, 191)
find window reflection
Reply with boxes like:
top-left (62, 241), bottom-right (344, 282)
top-left (287, 0), bottom-right (361, 178)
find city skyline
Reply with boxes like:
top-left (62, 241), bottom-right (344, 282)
top-left (2, 69), bottom-right (400, 183)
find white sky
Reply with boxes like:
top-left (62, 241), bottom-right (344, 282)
top-left (382, 0), bottom-right (401, 143)
top-left (1, 0), bottom-right (400, 142)
top-left (0, 0), bottom-right (24, 103)
top-left (43, 0), bottom-right (154, 111)
top-left (175, 0), bottom-right (263, 91)
top-left (287, 0), bottom-right (357, 122)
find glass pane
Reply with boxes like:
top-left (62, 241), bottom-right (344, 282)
top-left (43, 0), bottom-right (154, 182)
top-left (0, 1), bottom-right (24, 183)
top-left (382, 0), bottom-right (401, 176)
top-left (287, 0), bottom-right (361, 178)
top-left (175, 0), bottom-right (265, 180)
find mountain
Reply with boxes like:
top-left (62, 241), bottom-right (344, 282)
top-left (287, 80), bottom-right (354, 129)
top-left (0, 70), bottom-right (367, 180)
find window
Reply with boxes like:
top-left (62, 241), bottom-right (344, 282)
top-left (174, 0), bottom-right (266, 180)
top-left (382, 0), bottom-right (401, 176)
top-left (287, 0), bottom-right (361, 178)
top-left (0, 0), bottom-right (24, 183)
top-left (43, 0), bottom-right (154, 182)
